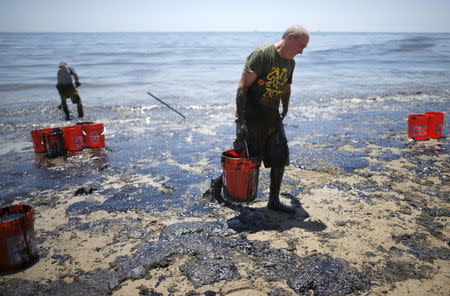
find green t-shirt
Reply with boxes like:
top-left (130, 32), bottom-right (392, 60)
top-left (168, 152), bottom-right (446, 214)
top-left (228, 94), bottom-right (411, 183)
top-left (244, 44), bottom-right (295, 122)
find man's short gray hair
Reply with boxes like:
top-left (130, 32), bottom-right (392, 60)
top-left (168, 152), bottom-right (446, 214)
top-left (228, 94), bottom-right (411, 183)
top-left (282, 25), bottom-right (309, 39)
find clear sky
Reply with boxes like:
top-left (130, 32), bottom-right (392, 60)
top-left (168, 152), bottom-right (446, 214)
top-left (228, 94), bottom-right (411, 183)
top-left (1, 0), bottom-right (449, 33)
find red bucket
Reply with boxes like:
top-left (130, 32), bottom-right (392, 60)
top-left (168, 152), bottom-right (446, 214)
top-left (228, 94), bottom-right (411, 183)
top-left (83, 123), bottom-right (105, 148)
top-left (221, 150), bottom-right (261, 202)
top-left (42, 128), bottom-right (67, 158)
top-left (30, 128), bottom-right (52, 153)
top-left (0, 205), bottom-right (39, 272)
top-left (425, 112), bottom-right (444, 139)
top-left (62, 125), bottom-right (84, 151)
top-left (408, 114), bottom-right (429, 141)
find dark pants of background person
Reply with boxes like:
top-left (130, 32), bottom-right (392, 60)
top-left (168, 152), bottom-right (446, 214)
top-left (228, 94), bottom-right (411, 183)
top-left (56, 84), bottom-right (83, 119)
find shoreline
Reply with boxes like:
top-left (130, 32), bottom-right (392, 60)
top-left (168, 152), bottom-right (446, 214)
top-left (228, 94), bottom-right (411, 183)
top-left (0, 91), bottom-right (449, 295)
top-left (1, 136), bottom-right (449, 295)
top-left (1, 29), bottom-right (450, 294)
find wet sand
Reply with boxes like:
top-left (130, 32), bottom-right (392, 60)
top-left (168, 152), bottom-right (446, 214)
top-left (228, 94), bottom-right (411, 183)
top-left (0, 93), bottom-right (449, 295)
top-left (1, 139), bottom-right (449, 295)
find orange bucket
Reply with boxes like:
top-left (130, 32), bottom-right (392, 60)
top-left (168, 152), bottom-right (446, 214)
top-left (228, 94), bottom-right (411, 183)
top-left (62, 125), bottom-right (84, 151)
top-left (408, 114), bottom-right (429, 141)
top-left (30, 128), bottom-right (52, 153)
top-left (425, 112), bottom-right (444, 139)
top-left (0, 205), bottom-right (39, 272)
top-left (83, 123), bottom-right (105, 148)
top-left (42, 128), bottom-right (67, 158)
top-left (221, 150), bottom-right (261, 202)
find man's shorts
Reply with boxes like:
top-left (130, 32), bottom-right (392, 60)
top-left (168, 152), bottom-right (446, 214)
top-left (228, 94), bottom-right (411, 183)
top-left (246, 121), bottom-right (289, 168)
top-left (57, 85), bottom-right (80, 104)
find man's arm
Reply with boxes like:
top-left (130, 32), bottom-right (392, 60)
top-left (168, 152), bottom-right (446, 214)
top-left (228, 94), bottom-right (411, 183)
top-left (280, 83), bottom-right (291, 120)
top-left (236, 71), bottom-right (258, 124)
top-left (69, 66), bottom-right (81, 86)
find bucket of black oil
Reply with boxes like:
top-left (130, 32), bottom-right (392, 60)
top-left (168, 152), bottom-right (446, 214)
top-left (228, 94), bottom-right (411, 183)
top-left (42, 128), bottom-right (66, 158)
top-left (221, 149), bottom-right (261, 202)
top-left (0, 205), bottom-right (39, 272)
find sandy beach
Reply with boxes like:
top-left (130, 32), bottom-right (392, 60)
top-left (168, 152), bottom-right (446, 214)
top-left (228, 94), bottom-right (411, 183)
top-left (1, 31), bottom-right (449, 296)
top-left (1, 128), bottom-right (449, 295)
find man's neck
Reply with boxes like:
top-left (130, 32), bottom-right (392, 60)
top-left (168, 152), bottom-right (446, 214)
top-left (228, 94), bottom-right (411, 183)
top-left (274, 40), bottom-right (290, 59)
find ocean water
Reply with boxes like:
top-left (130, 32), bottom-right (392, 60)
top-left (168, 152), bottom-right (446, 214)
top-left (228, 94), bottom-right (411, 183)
top-left (0, 32), bottom-right (449, 210)
top-left (1, 32), bottom-right (449, 107)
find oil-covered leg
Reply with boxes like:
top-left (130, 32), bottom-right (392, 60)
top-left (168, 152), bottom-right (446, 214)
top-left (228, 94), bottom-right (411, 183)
top-left (76, 96), bottom-right (84, 118)
top-left (61, 99), bottom-right (70, 120)
top-left (267, 166), bottom-right (295, 214)
top-left (210, 174), bottom-right (224, 201)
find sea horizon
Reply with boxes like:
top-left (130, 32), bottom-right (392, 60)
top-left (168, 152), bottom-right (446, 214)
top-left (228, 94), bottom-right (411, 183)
top-left (1, 30), bottom-right (450, 33)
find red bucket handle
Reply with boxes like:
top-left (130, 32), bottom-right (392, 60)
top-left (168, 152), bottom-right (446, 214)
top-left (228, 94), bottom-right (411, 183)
top-left (82, 125), bottom-right (105, 136)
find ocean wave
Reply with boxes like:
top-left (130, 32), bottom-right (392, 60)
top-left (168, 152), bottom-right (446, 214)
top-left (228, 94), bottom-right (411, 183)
top-left (284, 91), bottom-right (449, 122)
top-left (0, 63), bottom-right (57, 69)
top-left (311, 35), bottom-right (443, 59)
top-left (0, 82), bottom-right (151, 91)
top-left (0, 60), bottom-right (168, 69)
top-left (320, 91), bottom-right (446, 105)
top-left (184, 103), bottom-right (234, 110)
top-left (84, 50), bottom-right (169, 57)
top-left (0, 84), bottom-right (53, 91)
top-left (76, 61), bottom-right (168, 67)
top-left (386, 36), bottom-right (436, 53)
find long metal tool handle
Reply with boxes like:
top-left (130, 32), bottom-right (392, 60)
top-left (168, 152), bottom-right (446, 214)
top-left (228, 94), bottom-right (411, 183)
top-left (244, 138), bottom-right (249, 158)
top-left (147, 92), bottom-right (186, 119)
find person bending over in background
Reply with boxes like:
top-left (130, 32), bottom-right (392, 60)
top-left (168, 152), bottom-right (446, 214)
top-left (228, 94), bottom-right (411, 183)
top-left (56, 61), bottom-right (84, 120)
top-left (211, 25), bottom-right (309, 214)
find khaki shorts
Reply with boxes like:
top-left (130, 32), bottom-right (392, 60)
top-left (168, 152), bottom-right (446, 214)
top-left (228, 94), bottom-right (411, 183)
top-left (57, 85), bottom-right (80, 104)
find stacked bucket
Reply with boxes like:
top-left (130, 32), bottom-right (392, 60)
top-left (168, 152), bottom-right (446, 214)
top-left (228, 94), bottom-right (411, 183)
top-left (30, 122), bottom-right (105, 157)
top-left (0, 205), bottom-right (39, 272)
top-left (408, 112), bottom-right (445, 141)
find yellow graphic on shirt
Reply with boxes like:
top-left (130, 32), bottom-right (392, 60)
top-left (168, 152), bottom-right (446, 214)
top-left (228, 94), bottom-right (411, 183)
top-left (261, 66), bottom-right (288, 107)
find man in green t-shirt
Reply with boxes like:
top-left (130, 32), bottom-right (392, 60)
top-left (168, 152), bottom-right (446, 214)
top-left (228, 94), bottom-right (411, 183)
top-left (212, 25), bottom-right (309, 214)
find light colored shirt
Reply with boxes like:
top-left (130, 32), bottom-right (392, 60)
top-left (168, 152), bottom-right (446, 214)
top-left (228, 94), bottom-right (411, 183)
top-left (57, 65), bottom-right (79, 86)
